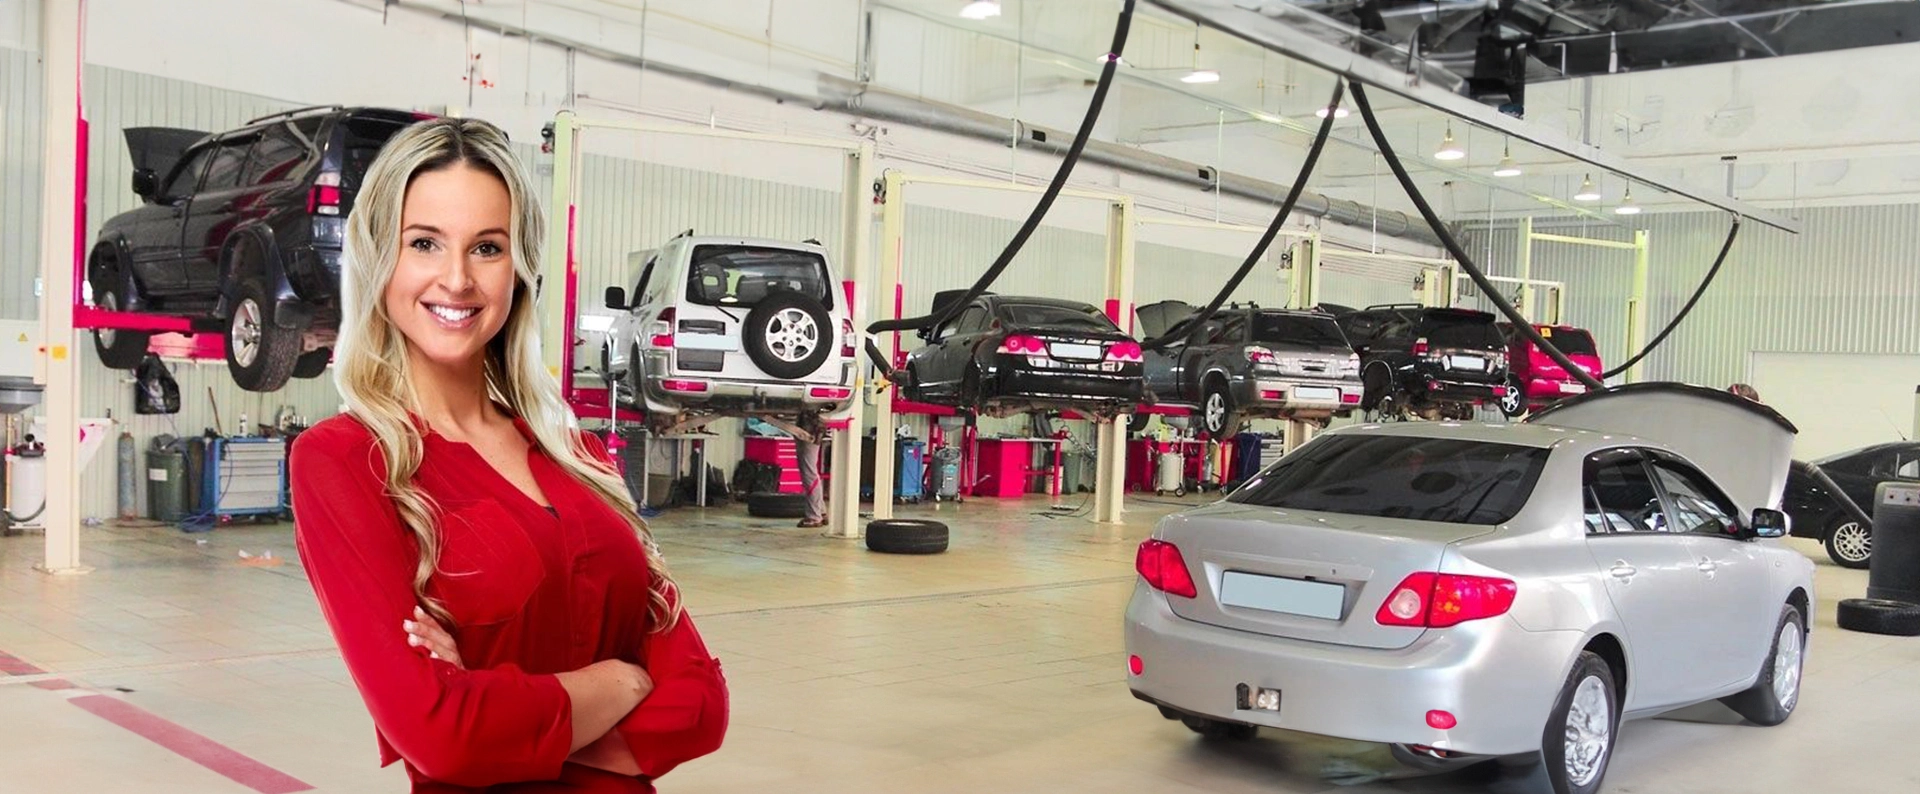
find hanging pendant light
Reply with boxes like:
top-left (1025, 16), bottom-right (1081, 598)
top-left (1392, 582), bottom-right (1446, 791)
top-left (1614, 186), bottom-right (1642, 215)
top-left (1573, 174), bottom-right (1602, 202)
top-left (1492, 141), bottom-right (1522, 178)
top-left (960, 1), bottom-right (1002, 20)
top-left (1315, 105), bottom-right (1350, 119)
top-left (1181, 69), bottom-right (1220, 84)
top-left (1434, 122), bottom-right (1466, 161)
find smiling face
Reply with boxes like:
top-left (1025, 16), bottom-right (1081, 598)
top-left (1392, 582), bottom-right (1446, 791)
top-left (383, 162), bottom-right (518, 374)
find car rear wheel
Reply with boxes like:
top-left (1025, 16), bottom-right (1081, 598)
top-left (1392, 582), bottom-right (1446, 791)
top-left (1360, 362), bottom-right (1393, 411)
top-left (1542, 651), bottom-right (1618, 794)
top-left (1823, 519), bottom-right (1871, 569)
top-left (1720, 603), bottom-right (1805, 726)
top-left (90, 251), bottom-right (151, 369)
top-left (1498, 376), bottom-right (1527, 418)
top-left (1199, 378), bottom-right (1243, 439)
top-left (226, 277), bottom-right (301, 392)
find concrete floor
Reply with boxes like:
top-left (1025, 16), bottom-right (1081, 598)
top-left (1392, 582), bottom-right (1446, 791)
top-left (2, 495), bottom-right (1917, 793)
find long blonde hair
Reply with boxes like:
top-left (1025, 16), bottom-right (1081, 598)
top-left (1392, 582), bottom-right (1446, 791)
top-left (335, 118), bottom-right (681, 632)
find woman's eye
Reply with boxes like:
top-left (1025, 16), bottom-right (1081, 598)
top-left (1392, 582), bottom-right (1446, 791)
top-left (409, 238), bottom-right (437, 253)
top-left (474, 241), bottom-right (505, 257)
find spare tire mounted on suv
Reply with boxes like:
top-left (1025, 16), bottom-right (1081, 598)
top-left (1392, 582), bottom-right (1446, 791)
top-left (743, 291), bottom-right (834, 380)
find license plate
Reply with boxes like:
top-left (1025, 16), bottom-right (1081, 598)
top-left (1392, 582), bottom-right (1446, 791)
top-left (1219, 572), bottom-right (1345, 620)
top-left (1050, 342), bottom-right (1102, 361)
top-left (1291, 386), bottom-right (1339, 403)
top-left (1447, 355), bottom-right (1485, 371)
top-left (1559, 382), bottom-right (1588, 394)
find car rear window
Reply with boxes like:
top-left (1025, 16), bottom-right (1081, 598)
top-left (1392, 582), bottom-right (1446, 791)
top-left (1422, 315), bottom-right (1503, 349)
top-left (1251, 313), bottom-right (1348, 348)
top-left (998, 302), bottom-right (1118, 333)
top-left (1227, 434), bottom-right (1548, 525)
top-left (685, 245), bottom-right (834, 309)
top-left (336, 117), bottom-right (411, 189)
top-left (1536, 328), bottom-right (1596, 355)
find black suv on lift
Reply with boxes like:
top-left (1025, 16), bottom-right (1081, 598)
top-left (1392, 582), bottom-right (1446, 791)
top-left (1335, 304), bottom-right (1509, 420)
top-left (91, 106), bottom-right (427, 391)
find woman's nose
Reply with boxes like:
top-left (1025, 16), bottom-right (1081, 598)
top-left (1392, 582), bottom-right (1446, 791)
top-left (437, 254), bottom-right (476, 293)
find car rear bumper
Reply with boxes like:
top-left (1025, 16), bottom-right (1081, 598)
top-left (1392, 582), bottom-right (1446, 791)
top-left (642, 354), bottom-right (855, 416)
top-left (1416, 374), bottom-right (1506, 402)
top-left (1239, 376), bottom-right (1363, 414)
top-left (1123, 583), bottom-right (1576, 757)
top-left (1522, 376), bottom-right (1592, 402)
top-left (991, 365), bottom-right (1144, 404)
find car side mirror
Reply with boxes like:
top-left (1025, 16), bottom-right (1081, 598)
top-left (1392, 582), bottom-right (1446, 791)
top-left (604, 286), bottom-right (627, 311)
top-left (131, 169), bottom-right (158, 201)
top-left (1748, 508), bottom-right (1789, 539)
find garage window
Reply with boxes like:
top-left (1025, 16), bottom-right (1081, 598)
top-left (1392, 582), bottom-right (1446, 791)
top-left (1227, 435), bottom-right (1547, 525)
top-left (685, 245), bottom-right (833, 309)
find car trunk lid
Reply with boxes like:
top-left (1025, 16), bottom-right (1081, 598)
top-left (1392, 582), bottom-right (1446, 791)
top-left (675, 243), bottom-right (844, 384)
top-left (1157, 502), bottom-right (1493, 650)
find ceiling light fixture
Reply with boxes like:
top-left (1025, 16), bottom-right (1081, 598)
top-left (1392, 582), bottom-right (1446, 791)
top-left (1181, 69), bottom-right (1220, 84)
top-left (1573, 174), bottom-right (1601, 202)
top-left (1614, 186), bottom-right (1642, 215)
top-left (1315, 105), bottom-right (1350, 119)
top-left (1492, 141), bottom-right (1522, 178)
top-left (1434, 123), bottom-right (1466, 161)
top-left (959, 0), bottom-right (1002, 21)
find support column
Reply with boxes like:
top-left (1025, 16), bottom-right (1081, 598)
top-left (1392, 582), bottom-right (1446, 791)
top-left (1094, 198), bottom-right (1135, 525)
top-left (541, 111), bottom-right (579, 385)
top-left (38, 0), bottom-right (88, 575)
top-left (1517, 217), bottom-right (1534, 322)
top-left (867, 171), bottom-right (905, 520)
top-left (1286, 236), bottom-right (1319, 310)
top-left (826, 142), bottom-right (875, 539)
top-left (1624, 229), bottom-right (1650, 383)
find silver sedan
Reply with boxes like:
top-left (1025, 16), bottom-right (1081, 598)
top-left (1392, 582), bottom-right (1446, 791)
top-left (1124, 385), bottom-right (1815, 794)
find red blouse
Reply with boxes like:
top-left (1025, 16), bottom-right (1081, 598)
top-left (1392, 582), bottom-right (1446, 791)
top-left (291, 414), bottom-right (728, 792)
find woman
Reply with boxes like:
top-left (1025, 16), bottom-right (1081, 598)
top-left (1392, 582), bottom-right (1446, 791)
top-left (290, 118), bottom-right (726, 792)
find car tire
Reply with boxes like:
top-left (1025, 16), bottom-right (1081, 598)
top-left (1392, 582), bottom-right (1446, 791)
top-left (1498, 375), bottom-right (1527, 418)
top-left (1360, 362), bottom-right (1394, 411)
top-left (1720, 603), bottom-right (1806, 726)
top-left (1541, 651), bottom-right (1618, 794)
top-left (1127, 412), bottom-right (1152, 436)
top-left (742, 291), bottom-right (833, 380)
top-left (865, 518), bottom-right (949, 554)
top-left (293, 348), bottom-right (331, 379)
top-left (745, 492), bottom-right (809, 519)
top-left (90, 250), bottom-right (150, 370)
top-left (1836, 598), bottom-right (1920, 636)
top-left (1180, 715), bottom-right (1257, 741)
top-left (1199, 378), bottom-right (1242, 439)
top-left (1823, 519), bottom-right (1872, 569)
top-left (225, 277), bottom-right (301, 392)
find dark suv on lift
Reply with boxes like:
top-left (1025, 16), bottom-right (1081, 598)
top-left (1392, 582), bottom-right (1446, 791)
top-left (91, 106), bottom-right (428, 391)
top-left (1335, 304), bottom-right (1509, 420)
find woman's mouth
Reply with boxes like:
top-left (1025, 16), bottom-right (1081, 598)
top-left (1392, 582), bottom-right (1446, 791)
top-left (424, 303), bottom-right (480, 329)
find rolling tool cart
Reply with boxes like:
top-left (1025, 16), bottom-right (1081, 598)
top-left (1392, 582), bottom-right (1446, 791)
top-left (199, 437), bottom-right (289, 523)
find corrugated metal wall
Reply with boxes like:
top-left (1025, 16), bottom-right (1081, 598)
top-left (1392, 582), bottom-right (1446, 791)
top-left (1, 47), bottom-right (46, 320)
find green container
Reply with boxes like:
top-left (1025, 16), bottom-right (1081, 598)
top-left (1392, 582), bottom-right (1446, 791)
top-left (146, 447), bottom-right (189, 523)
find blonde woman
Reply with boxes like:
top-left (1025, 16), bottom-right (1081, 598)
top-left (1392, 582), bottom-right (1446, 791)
top-left (290, 118), bottom-right (726, 792)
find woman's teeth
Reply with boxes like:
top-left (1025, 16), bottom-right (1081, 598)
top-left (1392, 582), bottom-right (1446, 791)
top-left (428, 304), bottom-right (478, 323)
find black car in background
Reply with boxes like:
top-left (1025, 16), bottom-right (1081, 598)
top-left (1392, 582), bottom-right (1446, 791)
top-left (91, 106), bottom-right (427, 391)
top-left (899, 291), bottom-right (1145, 417)
top-left (1335, 304), bottom-right (1509, 420)
top-left (1782, 441), bottom-right (1920, 568)
top-left (1135, 301), bottom-right (1363, 438)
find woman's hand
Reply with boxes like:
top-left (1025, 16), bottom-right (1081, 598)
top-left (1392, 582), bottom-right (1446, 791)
top-left (404, 606), bottom-right (463, 669)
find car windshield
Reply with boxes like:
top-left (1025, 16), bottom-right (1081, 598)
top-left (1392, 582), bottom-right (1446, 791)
top-left (1251, 313), bottom-right (1348, 347)
top-left (1535, 328), bottom-right (1597, 355)
top-left (686, 245), bottom-right (834, 308)
top-left (999, 303), bottom-right (1118, 332)
top-left (1227, 434), bottom-right (1548, 525)
top-left (1423, 316), bottom-right (1503, 349)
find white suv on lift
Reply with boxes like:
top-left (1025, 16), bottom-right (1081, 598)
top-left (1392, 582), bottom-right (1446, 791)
top-left (601, 233), bottom-right (858, 438)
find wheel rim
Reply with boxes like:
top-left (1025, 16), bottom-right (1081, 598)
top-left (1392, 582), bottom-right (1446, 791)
top-left (1205, 392), bottom-right (1226, 432)
top-left (1773, 623), bottom-right (1803, 709)
top-left (1500, 386), bottom-right (1522, 415)
top-left (98, 291), bottom-right (119, 347)
top-left (766, 308), bottom-right (819, 363)
top-left (231, 298), bottom-right (263, 368)
top-left (1564, 675), bottom-right (1612, 787)
top-left (1832, 522), bottom-right (1871, 563)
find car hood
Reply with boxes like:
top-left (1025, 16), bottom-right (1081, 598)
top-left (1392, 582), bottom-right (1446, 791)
top-left (1134, 299), bottom-right (1197, 340)
top-left (1526, 382), bottom-right (1798, 512)
top-left (123, 127), bottom-right (210, 179)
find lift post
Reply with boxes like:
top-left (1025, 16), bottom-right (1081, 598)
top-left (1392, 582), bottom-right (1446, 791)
top-left (36, 0), bottom-right (89, 575)
top-left (1095, 199), bottom-right (1137, 525)
top-left (1519, 220), bottom-right (1652, 382)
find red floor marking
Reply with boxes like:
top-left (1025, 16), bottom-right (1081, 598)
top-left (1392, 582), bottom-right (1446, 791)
top-left (0, 650), bottom-right (47, 675)
top-left (29, 678), bottom-right (75, 690)
top-left (69, 694), bottom-right (314, 794)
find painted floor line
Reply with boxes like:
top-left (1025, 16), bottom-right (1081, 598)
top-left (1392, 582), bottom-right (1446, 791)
top-left (68, 694), bottom-right (315, 794)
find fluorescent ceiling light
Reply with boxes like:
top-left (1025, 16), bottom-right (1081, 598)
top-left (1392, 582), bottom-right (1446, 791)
top-left (1493, 141), bottom-right (1521, 177)
top-left (1315, 105), bottom-right (1350, 119)
top-left (1181, 69), bottom-right (1220, 84)
top-left (960, 1), bottom-right (1001, 20)
top-left (1614, 187), bottom-right (1642, 215)
top-left (1573, 174), bottom-right (1601, 202)
top-left (1434, 123), bottom-right (1465, 161)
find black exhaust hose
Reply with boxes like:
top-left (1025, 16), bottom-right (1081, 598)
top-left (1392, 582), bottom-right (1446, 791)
top-left (1598, 219), bottom-right (1741, 380)
top-left (1140, 81), bottom-right (1346, 351)
top-left (1348, 81), bottom-right (1605, 391)
top-left (867, 0), bottom-right (1137, 335)
top-left (1792, 459), bottom-right (1876, 527)
top-left (865, 337), bottom-right (895, 380)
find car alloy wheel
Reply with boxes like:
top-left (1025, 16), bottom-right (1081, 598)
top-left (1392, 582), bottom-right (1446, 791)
top-left (1772, 621), bottom-right (1803, 710)
top-left (1564, 675), bottom-right (1612, 787)
top-left (231, 297), bottom-right (265, 369)
top-left (1204, 392), bottom-right (1227, 435)
top-left (1829, 521), bottom-right (1871, 567)
top-left (98, 289), bottom-right (120, 349)
top-left (765, 307), bottom-right (820, 363)
top-left (1499, 379), bottom-right (1525, 417)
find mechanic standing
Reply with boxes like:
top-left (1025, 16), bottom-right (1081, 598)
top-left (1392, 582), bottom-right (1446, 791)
top-left (796, 419), bottom-right (827, 528)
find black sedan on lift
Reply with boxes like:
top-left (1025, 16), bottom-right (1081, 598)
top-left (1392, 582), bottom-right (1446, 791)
top-left (1781, 441), bottom-right (1920, 568)
top-left (897, 291), bottom-right (1145, 418)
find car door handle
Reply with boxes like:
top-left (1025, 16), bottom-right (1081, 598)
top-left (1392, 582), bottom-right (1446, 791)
top-left (1608, 563), bottom-right (1637, 580)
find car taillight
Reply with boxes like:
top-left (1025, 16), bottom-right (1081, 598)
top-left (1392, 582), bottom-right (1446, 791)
top-left (1105, 341), bottom-right (1143, 363)
top-left (998, 334), bottom-right (1048, 356)
top-left (660, 379), bottom-right (708, 393)
top-left (1374, 572), bottom-right (1516, 628)
top-left (649, 307), bottom-right (676, 348)
top-left (1411, 338), bottom-right (1430, 357)
top-left (1135, 539), bottom-right (1198, 599)
top-left (307, 172), bottom-right (343, 216)
top-left (1246, 346), bottom-right (1277, 366)
top-left (1340, 392), bottom-right (1361, 404)
top-left (1341, 354), bottom-right (1360, 375)
top-left (840, 318), bottom-right (855, 357)
top-left (809, 386), bottom-right (852, 399)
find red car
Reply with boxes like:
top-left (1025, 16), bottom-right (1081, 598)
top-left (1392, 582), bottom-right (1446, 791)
top-left (1496, 323), bottom-right (1603, 417)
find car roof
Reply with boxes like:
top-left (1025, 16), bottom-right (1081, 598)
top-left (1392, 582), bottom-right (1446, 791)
top-left (983, 295), bottom-right (1101, 312)
top-left (1324, 420), bottom-right (1650, 454)
top-left (678, 235), bottom-right (829, 254)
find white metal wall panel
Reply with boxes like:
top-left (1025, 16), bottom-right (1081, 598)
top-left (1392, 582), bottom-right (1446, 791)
top-left (1133, 243), bottom-right (1288, 316)
top-left (1, 47), bottom-right (46, 320)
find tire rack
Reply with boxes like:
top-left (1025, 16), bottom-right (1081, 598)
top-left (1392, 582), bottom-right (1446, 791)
top-left (541, 111), bottom-right (877, 540)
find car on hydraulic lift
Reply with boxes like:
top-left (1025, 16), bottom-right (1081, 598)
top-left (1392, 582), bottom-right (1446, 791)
top-left (601, 233), bottom-right (857, 438)
top-left (1127, 383), bottom-right (1812, 794)
top-left (1496, 321), bottom-right (1606, 418)
top-left (896, 291), bottom-right (1145, 418)
top-left (1335, 304), bottom-right (1511, 420)
top-left (90, 106), bottom-right (430, 391)
top-left (1133, 300), bottom-right (1363, 438)
top-left (1780, 440), bottom-right (1920, 569)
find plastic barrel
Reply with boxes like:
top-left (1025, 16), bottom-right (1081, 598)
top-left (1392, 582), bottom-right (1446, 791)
top-left (1867, 481), bottom-right (1920, 604)
top-left (146, 447), bottom-right (189, 524)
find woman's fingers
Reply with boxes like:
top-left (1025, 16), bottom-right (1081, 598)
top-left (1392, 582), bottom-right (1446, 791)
top-left (404, 606), bottom-right (464, 668)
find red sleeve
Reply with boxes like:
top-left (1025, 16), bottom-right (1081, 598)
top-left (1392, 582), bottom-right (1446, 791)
top-left (615, 607), bottom-right (730, 779)
top-left (291, 419), bottom-right (575, 787)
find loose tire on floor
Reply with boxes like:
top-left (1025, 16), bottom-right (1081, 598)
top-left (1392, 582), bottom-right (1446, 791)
top-left (1836, 598), bottom-right (1920, 636)
top-left (1541, 650), bottom-right (1619, 794)
top-left (865, 519), bottom-right (949, 554)
top-left (1720, 603), bottom-right (1805, 725)
top-left (746, 491), bottom-right (809, 519)
top-left (1823, 519), bottom-right (1872, 569)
